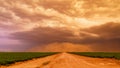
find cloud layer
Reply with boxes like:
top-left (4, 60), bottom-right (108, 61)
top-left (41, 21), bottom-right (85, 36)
top-left (11, 22), bottom-right (120, 52)
top-left (0, 0), bottom-right (120, 52)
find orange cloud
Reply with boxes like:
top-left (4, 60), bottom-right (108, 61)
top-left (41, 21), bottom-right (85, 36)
top-left (1, 0), bottom-right (120, 32)
top-left (11, 22), bottom-right (120, 52)
top-left (0, 0), bottom-right (120, 52)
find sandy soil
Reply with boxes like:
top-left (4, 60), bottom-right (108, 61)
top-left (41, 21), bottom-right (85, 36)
top-left (0, 53), bottom-right (120, 68)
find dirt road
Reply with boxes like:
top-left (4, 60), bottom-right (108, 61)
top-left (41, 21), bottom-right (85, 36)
top-left (0, 53), bottom-right (120, 68)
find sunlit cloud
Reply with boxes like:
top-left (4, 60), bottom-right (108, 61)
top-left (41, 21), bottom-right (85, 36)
top-left (0, 0), bottom-right (120, 52)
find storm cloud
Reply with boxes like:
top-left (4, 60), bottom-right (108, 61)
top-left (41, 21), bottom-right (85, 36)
top-left (11, 22), bottom-right (120, 52)
top-left (0, 0), bottom-right (120, 52)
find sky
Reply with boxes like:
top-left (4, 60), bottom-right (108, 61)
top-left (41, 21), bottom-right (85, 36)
top-left (0, 0), bottom-right (120, 52)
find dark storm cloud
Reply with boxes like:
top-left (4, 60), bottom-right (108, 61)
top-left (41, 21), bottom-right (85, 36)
top-left (82, 22), bottom-right (120, 51)
top-left (0, 0), bottom-right (120, 52)
top-left (11, 22), bottom-right (120, 51)
top-left (84, 22), bottom-right (120, 38)
top-left (82, 22), bottom-right (120, 44)
top-left (11, 26), bottom-right (100, 45)
top-left (11, 27), bottom-right (77, 45)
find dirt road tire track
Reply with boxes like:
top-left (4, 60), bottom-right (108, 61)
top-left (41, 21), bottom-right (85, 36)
top-left (0, 53), bottom-right (120, 68)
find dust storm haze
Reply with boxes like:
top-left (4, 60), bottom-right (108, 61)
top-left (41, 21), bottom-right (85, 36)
top-left (0, 0), bottom-right (120, 52)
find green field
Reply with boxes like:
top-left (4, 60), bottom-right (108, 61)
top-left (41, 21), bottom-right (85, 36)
top-left (0, 52), bottom-right (58, 65)
top-left (70, 52), bottom-right (120, 60)
top-left (1, 52), bottom-right (120, 65)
